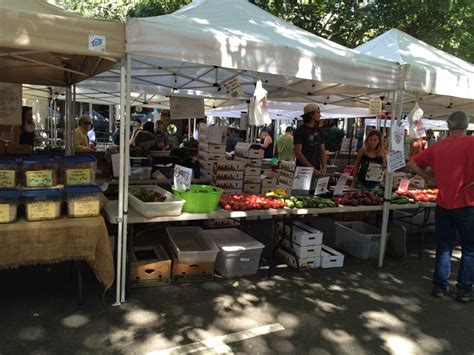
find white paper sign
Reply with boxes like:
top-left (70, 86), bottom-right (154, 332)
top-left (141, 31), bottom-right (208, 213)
top-left (170, 97), bottom-right (205, 119)
top-left (369, 99), bottom-right (383, 115)
top-left (0, 82), bottom-right (21, 126)
top-left (314, 176), bottom-right (329, 195)
top-left (387, 151), bottom-right (406, 173)
top-left (340, 138), bottom-right (358, 153)
top-left (397, 178), bottom-right (411, 193)
top-left (292, 167), bottom-right (314, 191)
top-left (366, 163), bottom-right (384, 182)
top-left (221, 77), bottom-right (243, 98)
top-left (89, 34), bottom-right (106, 52)
top-left (334, 173), bottom-right (350, 196)
top-left (391, 125), bottom-right (405, 152)
top-left (174, 165), bottom-right (193, 191)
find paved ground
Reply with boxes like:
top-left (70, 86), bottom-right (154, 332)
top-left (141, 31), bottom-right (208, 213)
top-left (0, 218), bottom-right (472, 355)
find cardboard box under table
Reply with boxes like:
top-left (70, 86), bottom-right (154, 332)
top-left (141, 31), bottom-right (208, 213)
top-left (129, 245), bottom-right (171, 288)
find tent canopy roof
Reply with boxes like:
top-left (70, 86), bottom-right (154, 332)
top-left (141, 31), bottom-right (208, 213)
top-left (355, 28), bottom-right (474, 100)
top-left (0, 0), bottom-right (125, 86)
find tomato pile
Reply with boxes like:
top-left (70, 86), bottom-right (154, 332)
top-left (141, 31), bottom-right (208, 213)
top-left (219, 193), bottom-right (286, 211)
top-left (332, 191), bottom-right (382, 206)
top-left (395, 189), bottom-right (438, 202)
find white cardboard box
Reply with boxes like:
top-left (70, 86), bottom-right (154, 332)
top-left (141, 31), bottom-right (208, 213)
top-left (214, 171), bottom-right (244, 180)
top-left (213, 180), bottom-right (243, 189)
top-left (199, 160), bottom-right (214, 171)
top-left (244, 175), bottom-right (261, 184)
top-left (245, 166), bottom-right (261, 176)
top-left (214, 160), bottom-right (246, 171)
top-left (198, 143), bottom-right (226, 154)
top-left (278, 175), bottom-right (294, 186)
top-left (279, 161), bottom-right (296, 172)
top-left (278, 222), bottom-right (323, 247)
top-left (320, 245), bottom-right (344, 268)
top-left (222, 188), bottom-right (243, 194)
top-left (280, 238), bottom-right (322, 259)
top-left (261, 177), bottom-right (278, 188)
top-left (200, 168), bottom-right (212, 179)
top-left (243, 183), bottom-right (261, 194)
top-left (278, 169), bottom-right (295, 179)
top-left (235, 156), bottom-right (262, 167)
top-left (277, 248), bottom-right (321, 270)
top-left (198, 151), bottom-right (225, 161)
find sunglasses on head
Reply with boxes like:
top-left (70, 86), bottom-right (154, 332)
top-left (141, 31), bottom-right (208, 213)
top-left (83, 121), bottom-right (92, 125)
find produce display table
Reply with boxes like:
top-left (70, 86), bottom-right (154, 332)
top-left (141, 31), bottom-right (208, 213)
top-left (0, 216), bottom-right (115, 294)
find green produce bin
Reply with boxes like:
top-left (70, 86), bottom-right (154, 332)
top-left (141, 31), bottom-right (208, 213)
top-left (172, 185), bottom-right (223, 213)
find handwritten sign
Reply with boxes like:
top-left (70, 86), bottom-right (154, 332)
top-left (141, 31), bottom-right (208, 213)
top-left (27, 203), bottom-right (57, 221)
top-left (366, 163), bottom-right (384, 182)
top-left (174, 165), bottom-right (193, 192)
top-left (292, 167), bottom-right (314, 191)
top-left (387, 151), bottom-right (406, 173)
top-left (73, 200), bottom-right (100, 217)
top-left (391, 125), bottom-right (405, 152)
top-left (0, 204), bottom-right (10, 223)
top-left (66, 169), bottom-right (91, 185)
top-left (334, 173), bottom-right (350, 196)
top-left (314, 176), bottom-right (329, 195)
top-left (397, 179), bottom-right (411, 193)
top-left (26, 170), bottom-right (53, 187)
top-left (369, 99), bottom-right (383, 115)
top-left (0, 170), bottom-right (15, 188)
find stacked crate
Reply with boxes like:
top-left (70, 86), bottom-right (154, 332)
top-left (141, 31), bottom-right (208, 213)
top-left (260, 170), bottom-right (279, 195)
top-left (234, 143), bottom-right (264, 194)
top-left (212, 160), bottom-right (245, 194)
top-left (198, 124), bottom-right (227, 180)
top-left (276, 160), bottom-right (296, 196)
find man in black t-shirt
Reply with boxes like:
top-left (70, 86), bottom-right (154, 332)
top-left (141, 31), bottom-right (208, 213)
top-left (294, 103), bottom-right (327, 176)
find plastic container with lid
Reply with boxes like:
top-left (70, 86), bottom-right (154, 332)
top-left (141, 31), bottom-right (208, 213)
top-left (0, 158), bottom-right (18, 188)
top-left (22, 156), bottom-right (58, 188)
top-left (22, 188), bottom-right (62, 222)
top-left (166, 226), bottom-right (219, 264)
top-left (206, 228), bottom-right (265, 278)
top-left (0, 188), bottom-right (20, 223)
top-left (59, 154), bottom-right (97, 185)
top-left (64, 185), bottom-right (102, 218)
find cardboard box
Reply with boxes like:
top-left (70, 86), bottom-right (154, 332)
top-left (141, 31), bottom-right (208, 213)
top-left (261, 187), bottom-right (275, 195)
top-left (221, 188), bottom-right (243, 194)
top-left (280, 238), bottom-right (322, 259)
top-left (199, 160), bottom-right (215, 171)
top-left (203, 219), bottom-right (240, 229)
top-left (278, 222), bottom-right (323, 247)
top-left (198, 142), bottom-right (226, 154)
top-left (261, 177), bottom-right (278, 188)
top-left (200, 168), bottom-right (212, 180)
top-left (277, 169), bottom-right (295, 179)
top-left (244, 166), bottom-right (261, 176)
top-left (411, 176), bottom-right (426, 189)
top-left (243, 183), bottom-right (261, 194)
top-left (234, 143), bottom-right (264, 159)
top-left (320, 245), bottom-right (344, 268)
top-left (207, 126), bottom-right (227, 145)
top-left (279, 161), bottom-right (296, 172)
top-left (172, 259), bottom-right (214, 282)
top-left (214, 171), bottom-right (244, 180)
top-left (214, 160), bottom-right (246, 171)
top-left (235, 156), bottom-right (262, 167)
top-left (244, 175), bottom-right (261, 184)
top-left (276, 183), bottom-right (292, 196)
top-left (198, 151), bottom-right (225, 161)
top-left (276, 247), bottom-right (320, 270)
top-left (278, 175), bottom-right (293, 186)
top-left (129, 245), bottom-right (172, 288)
top-left (213, 180), bottom-right (243, 189)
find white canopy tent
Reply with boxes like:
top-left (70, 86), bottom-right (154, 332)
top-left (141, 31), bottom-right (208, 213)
top-left (364, 118), bottom-right (474, 131)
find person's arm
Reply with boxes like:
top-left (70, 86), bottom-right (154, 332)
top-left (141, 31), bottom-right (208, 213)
top-left (260, 135), bottom-right (272, 149)
top-left (407, 149), bottom-right (435, 185)
top-left (294, 144), bottom-right (315, 168)
top-left (351, 149), bottom-right (363, 187)
top-left (320, 143), bottom-right (327, 175)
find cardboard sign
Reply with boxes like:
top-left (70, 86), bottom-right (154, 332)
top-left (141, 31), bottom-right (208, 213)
top-left (391, 125), bottom-right (405, 152)
top-left (0, 170), bottom-right (15, 188)
top-left (26, 170), bottom-right (53, 187)
top-left (334, 173), bottom-right (350, 196)
top-left (73, 200), bottom-right (100, 217)
top-left (387, 151), bottom-right (406, 173)
top-left (397, 179), bottom-right (411, 193)
top-left (66, 169), bottom-right (91, 185)
top-left (292, 167), bottom-right (313, 191)
top-left (174, 165), bottom-right (193, 192)
top-left (366, 163), bottom-right (384, 182)
top-left (170, 97), bottom-right (205, 120)
top-left (89, 34), bottom-right (106, 52)
top-left (314, 176), bottom-right (329, 195)
top-left (0, 204), bottom-right (10, 223)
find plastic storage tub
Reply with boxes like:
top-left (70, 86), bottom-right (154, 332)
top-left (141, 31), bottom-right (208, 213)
top-left (130, 166), bottom-right (152, 180)
top-left (0, 188), bottom-right (20, 223)
top-left (166, 226), bottom-right (219, 264)
top-left (172, 185), bottom-right (223, 213)
top-left (64, 185), bottom-right (101, 218)
top-left (60, 154), bottom-right (97, 185)
top-left (0, 158), bottom-right (18, 188)
top-left (335, 221), bottom-right (388, 260)
top-left (22, 156), bottom-right (58, 188)
top-left (128, 185), bottom-right (185, 218)
top-left (22, 188), bottom-right (62, 222)
top-left (206, 228), bottom-right (265, 278)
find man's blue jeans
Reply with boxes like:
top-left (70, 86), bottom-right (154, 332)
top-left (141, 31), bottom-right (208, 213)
top-left (433, 206), bottom-right (474, 292)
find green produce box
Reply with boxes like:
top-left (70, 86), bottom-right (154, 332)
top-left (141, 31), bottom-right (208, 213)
top-left (172, 184), bottom-right (223, 213)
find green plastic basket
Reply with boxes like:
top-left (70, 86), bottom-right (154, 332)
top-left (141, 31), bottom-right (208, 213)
top-left (172, 185), bottom-right (223, 213)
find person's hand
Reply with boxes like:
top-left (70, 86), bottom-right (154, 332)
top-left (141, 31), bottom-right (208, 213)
top-left (313, 169), bottom-right (322, 177)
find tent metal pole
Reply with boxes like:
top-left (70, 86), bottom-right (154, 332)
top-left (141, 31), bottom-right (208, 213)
top-left (113, 59), bottom-right (126, 307)
top-left (120, 53), bottom-right (131, 303)
top-left (65, 87), bottom-right (74, 155)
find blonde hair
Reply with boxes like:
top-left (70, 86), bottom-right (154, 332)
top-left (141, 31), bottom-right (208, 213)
top-left (78, 115), bottom-right (91, 126)
top-left (363, 130), bottom-right (385, 157)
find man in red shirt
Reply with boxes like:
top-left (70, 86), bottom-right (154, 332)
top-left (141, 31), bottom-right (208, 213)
top-left (408, 111), bottom-right (474, 303)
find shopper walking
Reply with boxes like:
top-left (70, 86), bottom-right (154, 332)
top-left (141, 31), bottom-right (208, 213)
top-left (408, 111), bottom-right (474, 303)
top-left (275, 126), bottom-right (294, 161)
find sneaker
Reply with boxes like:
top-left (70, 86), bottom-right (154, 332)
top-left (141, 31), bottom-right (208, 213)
top-left (456, 289), bottom-right (473, 303)
top-left (431, 285), bottom-right (448, 298)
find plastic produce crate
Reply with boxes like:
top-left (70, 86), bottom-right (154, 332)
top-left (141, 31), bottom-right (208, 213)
top-left (335, 221), bottom-right (388, 260)
top-left (128, 185), bottom-right (185, 218)
top-left (166, 226), bottom-right (219, 264)
top-left (172, 185), bottom-right (223, 213)
top-left (206, 228), bottom-right (265, 278)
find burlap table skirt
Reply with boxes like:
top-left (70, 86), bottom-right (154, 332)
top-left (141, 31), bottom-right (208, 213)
top-left (0, 216), bottom-right (115, 289)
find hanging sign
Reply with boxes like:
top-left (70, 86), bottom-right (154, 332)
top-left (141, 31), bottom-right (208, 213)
top-left (170, 97), bottom-right (205, 120)
top-left (88, 34), bottom-right (106, 52)
top-left (397, 178), bottom-right (411, 194)
top-left (174, 165), bottom-right (193, 192)
top-left (387, 151), bottom-right (406, 173)
top-left (391, 125), bottom-right (405, 152)
top-left (221, 77), bottom-right (243, 98)
top-left (0, 83), bottom-right (21, 126)
top-left (292, 167), bottom-right (314, 191)
top-left (366, 163), bottom-right (384, 182)
top-left (334, 173), bottom-right (350, 196)
top-left (314, 176), bottom-right (329, 195)
top-left (340, 138), bottom-right (358, 154)
top-left (369, 99), bottom-right (383, 115)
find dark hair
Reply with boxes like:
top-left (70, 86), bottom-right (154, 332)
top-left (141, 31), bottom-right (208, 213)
top-left (22, 106), bottom-right (33, 128)
top-left (134, 118), bottom-right (142, 125)
top-left (301, 112), bottom-right (313, 124)
top-left (143, 121), bottom-right (154, 133)
top-left (285, 126), bottom-right (294, 133)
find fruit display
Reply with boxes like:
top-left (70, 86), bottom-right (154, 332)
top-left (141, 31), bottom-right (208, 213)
top-left (332, 191), bottom-right (382, 206)
top-left (264, 187), bottom-right (288, 198)
top-left (219, 193), bottom-right (285, 211)
top-left (281, 195), bottom-right (337, 209)
top-left (129, 187), bottom-right (167, 202)
top-left (371, 188), bottom-right (415, 205)
top-left (395, 189), bottom-right (438, 203)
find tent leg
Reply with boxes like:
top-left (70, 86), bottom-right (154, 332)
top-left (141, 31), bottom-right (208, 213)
top-left (65, 87), bottom-right (73, 155)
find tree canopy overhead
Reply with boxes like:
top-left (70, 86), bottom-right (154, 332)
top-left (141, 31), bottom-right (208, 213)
top-left (52, 0), bottom-right (473, 63)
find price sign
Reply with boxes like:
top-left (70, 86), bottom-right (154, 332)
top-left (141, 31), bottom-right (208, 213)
top-left (387, 151), bottom-right (406, 173)
top-left (28, 203), bottom-right (57, 220)
top-left (174, 165), bottom-right (193, 192)
top-left (314, 176), bottom-right (329, 195)
top-left (0, 204), bottom-right (10, 223)
top-left (391, 125), bottom-right (405, 152)
top-left (0, 170), bottom-right (15, 187)
top-left (369, 99), bottom-right (383, 115)
top-left (66, 169), bottom-right (91, 185)
top-left (366, 163), bottom-right (384, 182)
top-left (73, 200), bottom-right (100, 217)
top-left (397, 179), bottom-right (411, 193)
top-left (292, 167), bottom-right (313, 191)
top-left (26, 170), bottom-right (53, 187)
top-left (334, 173), bottom-right (350, 196)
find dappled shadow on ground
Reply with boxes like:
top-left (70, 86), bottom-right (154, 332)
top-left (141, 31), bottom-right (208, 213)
top-left (0, 226), bottom-right (471, 354)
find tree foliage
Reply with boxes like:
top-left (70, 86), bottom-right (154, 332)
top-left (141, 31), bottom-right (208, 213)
top-left (52, 0), bottom-right (474, 63)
